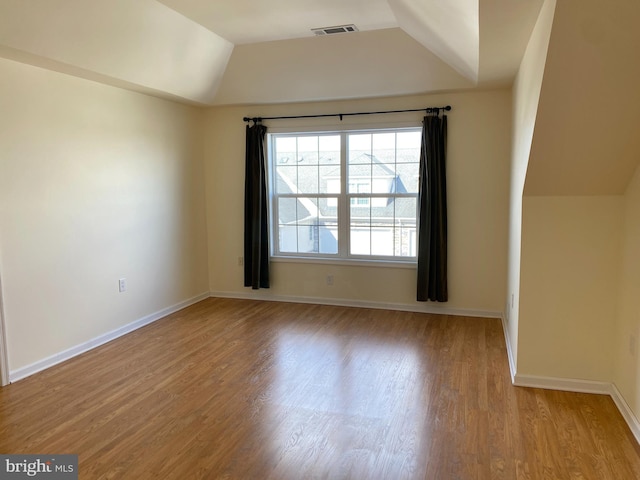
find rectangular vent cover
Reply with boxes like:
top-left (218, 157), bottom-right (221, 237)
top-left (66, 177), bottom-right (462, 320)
top-left (312, 24), bottom-right (359, 36)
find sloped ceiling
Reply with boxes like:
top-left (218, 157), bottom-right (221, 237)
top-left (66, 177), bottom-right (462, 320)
top-left (524, 0), bottom-right (640, 195)
top-left (0, 0), bottom-right (543, 106)
top-left (388, 0), bottom-right (479, 82)
top-left (214, 28), bottom-right (475, 105)
top-left (0, 0), bottom-right (233, 105)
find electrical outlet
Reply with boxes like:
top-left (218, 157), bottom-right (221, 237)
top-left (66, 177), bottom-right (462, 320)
top-left (511, 294), bottom-right (514, 309)
top-left (238, 256), bottom-right (244, 267)
top-left (118, 278), bottom-right (127, 293)
top-left (326, 275), bottom-right (334, 286)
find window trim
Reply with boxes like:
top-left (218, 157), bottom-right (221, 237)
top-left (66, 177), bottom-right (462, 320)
top-left (267, 124), bottom-right (421, 265)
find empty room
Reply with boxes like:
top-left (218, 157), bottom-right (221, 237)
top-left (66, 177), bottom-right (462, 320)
top-left (2, 0), bottom-right (640, 478)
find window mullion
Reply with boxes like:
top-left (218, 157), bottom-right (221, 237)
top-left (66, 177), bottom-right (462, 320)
top-left (268, 136), bottom-right (277, 256)
top-left (339, 132), bottom-right (348, 258)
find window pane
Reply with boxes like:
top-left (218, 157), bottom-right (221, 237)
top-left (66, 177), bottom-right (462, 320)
top-left (350, 198), bottom-right (415, 258)
top-left (348, 134), bottom-right (371, 164)
top-left (276, 165), bottom-right (297, 193)
top-left (277, 197), bottom-right (297, 225)
top-left (297, 225), bottom-right (316, 253)
top-left (398, 224), bottom-right (417, 257)
top-left (279, 225), bottom-right (297, 253)
top-left (296, 197), bottom-right (318, 223)
top-left (350, 227), bottom-right (370, 255)
top-left (394, 197), bottom-right (417, 221)
top-left (350, 202), bottom-right (371, 255)
top-left (372, 164), bottom-right (394, 193)
top-left (394, 197), bottom-right (417, 256)
top-left (396, 163), bottom-right (419, 193)
top-left (319, 221), bottom-right (338, 254)
top-left (371, 227), bottom-right (394, 256)
top-left (397, 131), bottom-right (421, 169)
top-left (348, 164), bottom-right (371, 193)
top-left (350, 200), bottom-right (370, 221)
top-left (298, 136), bottom-right (319, 164)
top-left (373, 132), bottom-right (395, 148)
top-left (397, 131), bottom-right (421, 150)
top-left (318, 197), bottom-right (338, 220)
top-left (348, 133), bottom-right (371, 151)
top-left (320, 166), bottom-right (340, 194)
top-left (319, 135), bottom-right (340, 165)
top-left (297, 165), bottom-right (319, 194)
top-left (275, 137), bottom-right (296, 165)
top-left (372, 132), bottom-right (396, 166)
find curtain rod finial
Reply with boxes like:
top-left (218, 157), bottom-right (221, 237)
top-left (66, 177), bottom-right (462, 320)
top-left (243, 116), bottom-right (263, 124)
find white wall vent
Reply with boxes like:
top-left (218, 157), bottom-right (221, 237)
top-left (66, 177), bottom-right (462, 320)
top-left (311, 24), bottom-right (359, 36)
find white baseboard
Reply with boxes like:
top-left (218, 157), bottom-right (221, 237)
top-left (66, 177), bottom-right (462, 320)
top-left (0, 273), bottom-right (9, 387)
top-left (512, 373), bottom-right (640, 446)
top-left (9, 292), bottom-right (209, 383)
top-left (609, 383), bottom-right (640, 445)
top-left (209, 290), bottom-right (502, 319)
top-left (500, 314), bottom-right (517, 383)
top-left (498, 314), bottom-right (607, 395)
top-left (496, 317), bottom-right (640, 447)
top-left (513, 373), bottom-right (611, 395)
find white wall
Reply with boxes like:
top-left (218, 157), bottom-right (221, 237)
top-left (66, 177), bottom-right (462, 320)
top-left (519, 196), bottom-right (622, 381)
top-left (506, 0), bottom-right (556, 373)
top-left (204, 90), bottom-right (511, 315)
top-left (513, 0), bottom-right (640, 389)
top-left (0, 272), bottom-right (8, 384)
top-left (615, 164), bottom-right (640, 420)
top-left (0, 58), bottom-right (209, 373)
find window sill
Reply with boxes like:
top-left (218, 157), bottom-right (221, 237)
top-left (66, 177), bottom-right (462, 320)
top-left (270, 255), bottom-right (417, 269)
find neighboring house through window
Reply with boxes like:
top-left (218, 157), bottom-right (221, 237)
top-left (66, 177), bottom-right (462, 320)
top-left (269, 128), bottom-right (420, 262)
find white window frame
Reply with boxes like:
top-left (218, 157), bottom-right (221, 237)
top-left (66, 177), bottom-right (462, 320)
top-left (267, 125), bottom-right (421, 265)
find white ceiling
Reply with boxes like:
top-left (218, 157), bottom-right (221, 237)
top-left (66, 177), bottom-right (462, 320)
top-left (157, 0), bottom-right (400, 45)
top-left (0, 0), bottom-right (544, 105)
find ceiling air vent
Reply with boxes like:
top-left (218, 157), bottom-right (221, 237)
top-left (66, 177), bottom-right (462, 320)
top-left (311, 24), bottom-right (359, 36)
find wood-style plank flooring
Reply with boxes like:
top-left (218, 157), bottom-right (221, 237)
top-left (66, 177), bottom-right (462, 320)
top-left (1, 297), bottom-right (640, 479)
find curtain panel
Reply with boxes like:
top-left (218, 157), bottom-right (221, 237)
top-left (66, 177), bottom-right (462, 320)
top-left (244, 123), bottom-right (270, 289)
top-left (417, 115), bottom-right (448, 302)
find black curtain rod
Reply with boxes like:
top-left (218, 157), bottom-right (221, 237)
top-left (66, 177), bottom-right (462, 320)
top-left (243, 105), bottom-right (451, 123)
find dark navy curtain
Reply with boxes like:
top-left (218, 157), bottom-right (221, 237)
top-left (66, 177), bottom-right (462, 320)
top-left (244, 122), bottom-right (270, 289)
top-left (417, 114), bottom-right (448, 302)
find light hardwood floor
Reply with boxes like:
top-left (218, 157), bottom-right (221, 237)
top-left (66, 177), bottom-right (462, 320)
top-left (1, 297), bottom-right (639, 479)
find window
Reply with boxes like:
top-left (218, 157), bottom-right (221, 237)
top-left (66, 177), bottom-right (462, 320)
top-left (269, 128), bottom-right (421, 262)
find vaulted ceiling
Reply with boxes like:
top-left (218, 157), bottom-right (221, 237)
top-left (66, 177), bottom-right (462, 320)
top-left (525, 0), bottom-right (640, 195)
top-left (3, 0), bottom-right (640, 196)
top-left (0, 0), bottom-right (544, 105)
